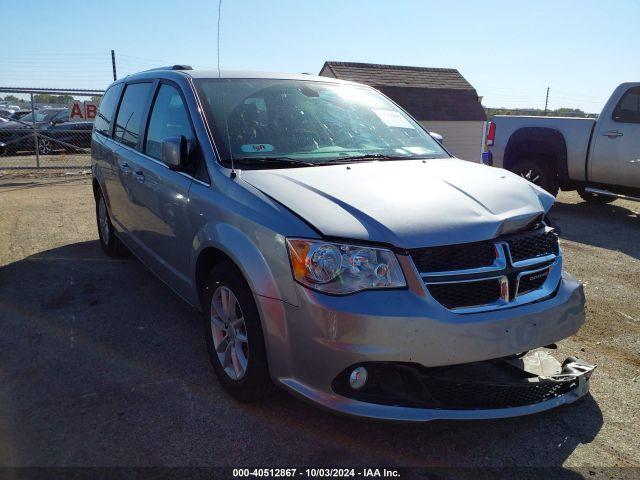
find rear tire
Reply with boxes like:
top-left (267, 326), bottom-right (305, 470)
top-left (577, 187), bottom-right (615, 205)
top-left (202, 262), bottom-right (275, 403)
top-left (510, 158), bottom-right (559, 197)
top-left (95, 189), bottom-right (129, 257)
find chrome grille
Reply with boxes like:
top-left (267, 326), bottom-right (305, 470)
top-left (414, 224), bottom-right (561, 313)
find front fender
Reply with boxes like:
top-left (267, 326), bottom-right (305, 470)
top-left (191, 222), bottom-right (299, 307)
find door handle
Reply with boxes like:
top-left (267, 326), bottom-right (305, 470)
top-left (603, 130), bottom-right (623, 138)
top-left (134, 170), bottom-right (145, 183)
top-left (119, 161), bottom-right (131, 173)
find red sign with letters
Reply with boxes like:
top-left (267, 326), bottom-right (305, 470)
top-left (69, 101), bottom-right (98, 121)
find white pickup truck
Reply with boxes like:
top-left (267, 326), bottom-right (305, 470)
top-left (484, 82), bottom-right (640, 203)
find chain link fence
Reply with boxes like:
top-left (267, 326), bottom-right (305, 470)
top-left (0, 87), bottom-right (104, 170)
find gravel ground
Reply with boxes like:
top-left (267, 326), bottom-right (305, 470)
top-left (0, 173), bottom-right (638, 477)
top-left (0, 152), bottom-right (90, 169)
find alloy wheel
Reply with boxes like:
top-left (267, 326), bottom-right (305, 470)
top-left (210, 286), bottom-right (249, 380)
top-left (39, 138), bottom-right (52, 154)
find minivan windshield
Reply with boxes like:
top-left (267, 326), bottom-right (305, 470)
top-left (195, 78), bottom-right (449, 167)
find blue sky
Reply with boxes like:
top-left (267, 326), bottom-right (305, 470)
top-left (2, 0), bottom-right (639, 112)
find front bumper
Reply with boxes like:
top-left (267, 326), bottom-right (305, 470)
top-left (256, 271), bottom-right (588, 421)
top-left (281, 358), bottom-right (593, 421)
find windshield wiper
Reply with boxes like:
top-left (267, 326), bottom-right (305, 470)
top-left (318, 153), bottom-right (445, 165)
top-left (225, 156), bottom-right (317, 168)
top-left (317, 153), bottom-right (411, 164)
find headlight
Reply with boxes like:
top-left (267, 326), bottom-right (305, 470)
top-left (286, 238), bottom-right (406, 294)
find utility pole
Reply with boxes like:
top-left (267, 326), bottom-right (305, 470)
top-left (544, 87), bottom-right (550, 116)
top-left (111, 50), bottom-right (117, 81)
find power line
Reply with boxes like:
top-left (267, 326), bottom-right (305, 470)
top-left (118, 53), bottom-right (172, 63)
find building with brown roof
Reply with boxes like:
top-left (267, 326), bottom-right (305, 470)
top-left (319, 61), bottom-right (487, 161)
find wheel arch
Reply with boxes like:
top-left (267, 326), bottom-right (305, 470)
top-left (193, 233), bottom-right (294, 383)
top-left (504, 127), bottom-right (569, 182)
top-left (194, 246), bottom-right (237, 311)
top-left (191, 223), bottom-right (296, 312)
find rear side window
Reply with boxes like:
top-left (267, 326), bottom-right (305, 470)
top-left (114, 82), bottom-right (152, 148)
top-left (145, 84), bottom-right (192, 160)
top-left (94, 83), bottom-right (123, 137)
top-left (613, 86), bottom-right (640, 124)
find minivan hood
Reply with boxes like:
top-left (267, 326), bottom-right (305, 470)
top-left (241, 159), bottom-right (555, 249)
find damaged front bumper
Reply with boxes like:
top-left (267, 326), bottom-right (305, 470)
top-left (263, 272), bottom-right (591, 421)
top-left (282, 352), bottom-right (595, 422)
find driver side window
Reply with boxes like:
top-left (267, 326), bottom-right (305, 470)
top-left (145, 84), bottom-right (192, 159)
top-left (145, 83), bottom-right (208, 182)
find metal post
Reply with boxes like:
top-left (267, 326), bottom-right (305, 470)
top-left (111, 50), bottom-right (117, 81)
top-left (544, 87), bottom-right (550, 116)
top-left (30, 92), bottom-right (40, 167)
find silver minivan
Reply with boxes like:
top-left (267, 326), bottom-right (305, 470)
top-left (91, 66), bottom-right (594, 421)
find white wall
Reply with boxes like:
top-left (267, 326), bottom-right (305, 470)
top-left (419, 120), bottom-right (485, 162)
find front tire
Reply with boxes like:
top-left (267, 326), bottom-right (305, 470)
top-left (511, 158), bottom-right (559, 196)
top-left (577, 187), bottom-right (615, 205)
top-left (203, 262), bottom-right (274, 403)
top-left (95, 189), bottom-right (129, 257)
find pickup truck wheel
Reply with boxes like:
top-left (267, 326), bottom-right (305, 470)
top-left (511, 158), bottom-right (559, 196)
top-left (577, 187), bottom-right (615, 205)
top-left (95, 190), bottom-right (129, 257)
top-left (203, 262), bottom-right (275, 403)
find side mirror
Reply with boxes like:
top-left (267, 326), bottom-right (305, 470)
top-left (429, 131), bottom-right (444, 144)
top-left (51, 118), bottom-right (65, 125)
top-left (161, 135), bottom-right (187, 169)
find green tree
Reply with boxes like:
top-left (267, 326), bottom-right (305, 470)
top-left (33, 94), bottom-right (75, 105)
top-left (485, 107), bottom-right (597, 120)
top-left (2, 95), bottom-right (21, 103)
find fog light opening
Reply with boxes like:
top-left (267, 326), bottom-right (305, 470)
top-left (349, 366), bottom-right (368, 390)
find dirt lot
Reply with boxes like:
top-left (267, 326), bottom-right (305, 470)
top-left (0, 173), bottom-right (638, 477)
top-left (0, 152), bottom-right (90, 169)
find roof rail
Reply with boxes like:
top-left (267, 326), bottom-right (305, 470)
top-left (143, 65), bottom-right (193, 72)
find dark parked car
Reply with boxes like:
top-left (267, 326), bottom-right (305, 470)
top-left (7, 110), bottom-right (32, 121)
top-left (0, 107), bottom-right (93, 155)
top-left (0, 108), bottom-right (17, 119)
top-left (0, 107), bottom-right (30, 120)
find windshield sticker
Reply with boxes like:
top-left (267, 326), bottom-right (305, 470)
top-left (241, 144), bottom-right (274, 153)
top-left (372, 109), bottom-right (415, 129)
